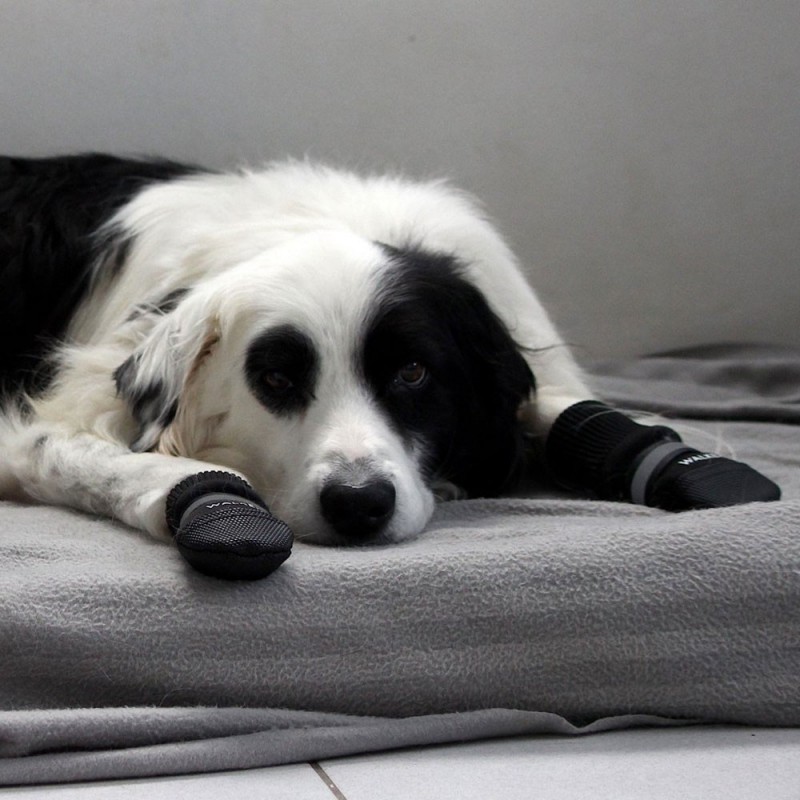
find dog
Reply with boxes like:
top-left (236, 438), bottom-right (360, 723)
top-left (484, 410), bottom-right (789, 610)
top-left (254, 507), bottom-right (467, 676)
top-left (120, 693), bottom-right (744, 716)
top-left (0, 153), bottom-right (594, 546)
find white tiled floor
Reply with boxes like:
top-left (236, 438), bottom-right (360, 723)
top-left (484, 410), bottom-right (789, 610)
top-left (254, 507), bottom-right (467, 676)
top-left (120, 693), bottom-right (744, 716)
top-left (3, 762), bottom-right (329, 800)
top-left (321, 726), bottom-right (800, 800)
top-left (6, 727), bottom-right (800, 799)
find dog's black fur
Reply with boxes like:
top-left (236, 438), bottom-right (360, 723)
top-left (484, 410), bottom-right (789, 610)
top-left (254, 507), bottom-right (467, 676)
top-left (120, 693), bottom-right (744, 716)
top-left (365, 247), bottom-right (535, 496)
top-left (0, 154), bottom-right (194, 390)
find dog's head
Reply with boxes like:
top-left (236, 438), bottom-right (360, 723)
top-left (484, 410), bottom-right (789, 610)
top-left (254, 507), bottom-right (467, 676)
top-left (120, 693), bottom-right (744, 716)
top-left (115, 230), bottom-right (534, 544)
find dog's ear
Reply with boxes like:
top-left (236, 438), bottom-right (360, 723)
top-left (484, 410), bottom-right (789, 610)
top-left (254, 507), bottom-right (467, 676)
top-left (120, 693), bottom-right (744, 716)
top-left (447, 296), bottom-right (536, 496)
top-left (114, 296), bottom-right (221, 453)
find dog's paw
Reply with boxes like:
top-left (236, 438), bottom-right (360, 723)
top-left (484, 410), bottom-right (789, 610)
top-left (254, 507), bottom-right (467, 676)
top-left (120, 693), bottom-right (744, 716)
top-left (166, 471), bottom-right (293, 580)
top-left (641, 445), bottom-right (781, 510)
top-left (547, 400), bottom-right (781, 510)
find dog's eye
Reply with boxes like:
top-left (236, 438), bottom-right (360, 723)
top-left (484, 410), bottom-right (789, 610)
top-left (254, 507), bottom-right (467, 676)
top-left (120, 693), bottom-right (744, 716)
top-left (263, 370), bottom-right (294, 393)
top-left (395, 362), bottom-right (428, 388)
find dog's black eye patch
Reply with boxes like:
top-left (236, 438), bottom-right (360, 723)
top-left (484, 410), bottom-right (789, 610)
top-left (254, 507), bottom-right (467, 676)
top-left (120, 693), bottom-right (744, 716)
top-left (366, 244), bottom-right (535, 497)
top-left (245, 325), bottom-right (318, 415)
top-left (363, 312), bottom-right (445, 426)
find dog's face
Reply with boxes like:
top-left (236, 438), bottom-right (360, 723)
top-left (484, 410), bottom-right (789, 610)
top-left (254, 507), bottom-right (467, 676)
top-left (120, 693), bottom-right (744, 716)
top-left (116, 231), bottom-right (534, 545)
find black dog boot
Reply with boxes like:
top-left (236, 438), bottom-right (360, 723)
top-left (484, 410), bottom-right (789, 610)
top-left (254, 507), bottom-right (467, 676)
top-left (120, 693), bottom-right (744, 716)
top-left (166, 471), bottom-right (293, 580)
top-left (546, 401), bottom-right (781, 510)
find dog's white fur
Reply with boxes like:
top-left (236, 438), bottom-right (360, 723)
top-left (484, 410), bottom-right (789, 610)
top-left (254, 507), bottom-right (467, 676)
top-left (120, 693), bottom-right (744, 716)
top-left (0, 161), bottom-right (590, 544)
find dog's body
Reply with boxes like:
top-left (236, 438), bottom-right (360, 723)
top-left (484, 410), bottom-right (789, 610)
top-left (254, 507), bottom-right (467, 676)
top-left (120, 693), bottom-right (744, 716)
top-left (0, 154), bottom-right (591, 545)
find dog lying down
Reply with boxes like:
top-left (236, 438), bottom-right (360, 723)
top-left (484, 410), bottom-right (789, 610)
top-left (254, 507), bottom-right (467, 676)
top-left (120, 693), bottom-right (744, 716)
top-left (0, 155), bottom-right (780, 579)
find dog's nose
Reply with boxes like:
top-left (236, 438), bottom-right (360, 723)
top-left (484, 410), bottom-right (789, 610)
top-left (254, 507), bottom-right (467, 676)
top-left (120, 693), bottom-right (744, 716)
top-left (319, 479), bottom-right (396, 540)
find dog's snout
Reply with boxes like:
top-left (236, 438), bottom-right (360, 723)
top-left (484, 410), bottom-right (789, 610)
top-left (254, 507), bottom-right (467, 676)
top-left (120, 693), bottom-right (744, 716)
top-left (320, 479), bottom-right (396, 540)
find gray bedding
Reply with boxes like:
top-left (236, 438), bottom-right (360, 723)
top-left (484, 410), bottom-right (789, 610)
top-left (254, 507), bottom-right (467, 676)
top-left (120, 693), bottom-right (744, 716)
top-left (1, 344), bottom-right (798, 785)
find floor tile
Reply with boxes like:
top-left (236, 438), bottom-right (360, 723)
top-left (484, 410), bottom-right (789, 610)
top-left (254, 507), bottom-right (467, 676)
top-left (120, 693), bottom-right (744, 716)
top-left (4, 762), bottom-right (332, 800)
top-left (320, 726), bottom-right (800, 800)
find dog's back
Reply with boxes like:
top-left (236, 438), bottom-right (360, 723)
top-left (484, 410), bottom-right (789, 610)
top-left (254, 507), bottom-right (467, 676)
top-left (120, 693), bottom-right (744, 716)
top-left (0, 154), bottom-right (194, 389)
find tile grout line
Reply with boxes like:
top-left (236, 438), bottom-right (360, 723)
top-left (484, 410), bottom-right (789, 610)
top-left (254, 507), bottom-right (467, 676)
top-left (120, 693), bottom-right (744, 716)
top-left (309, 761), bottom-right (350, 800)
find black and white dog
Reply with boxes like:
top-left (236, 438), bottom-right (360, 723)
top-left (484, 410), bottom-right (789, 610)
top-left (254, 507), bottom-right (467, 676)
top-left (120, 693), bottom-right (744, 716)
top-left (0, 155), bottom-right (779, 562)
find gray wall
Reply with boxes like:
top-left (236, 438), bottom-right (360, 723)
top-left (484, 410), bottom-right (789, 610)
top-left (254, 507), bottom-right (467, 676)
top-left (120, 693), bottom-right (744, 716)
top-left (2, 0), bottom-right (798, 357)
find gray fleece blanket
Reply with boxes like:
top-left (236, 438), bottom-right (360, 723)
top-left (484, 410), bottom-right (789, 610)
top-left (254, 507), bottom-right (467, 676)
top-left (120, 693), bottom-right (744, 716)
top-left (1, 344), bottom-right (799, 785)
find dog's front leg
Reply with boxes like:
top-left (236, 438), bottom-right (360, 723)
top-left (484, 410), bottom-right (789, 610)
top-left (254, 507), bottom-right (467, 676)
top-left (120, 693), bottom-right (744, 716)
top-left (6, 425), bottom-right (223, 537)
top-left (3, 426), bottom-right (293, 579)
top-left (522, 355), bottom-right (781, 510)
